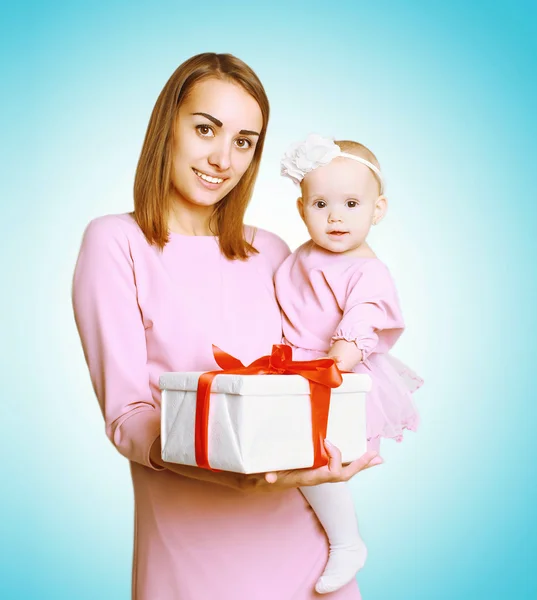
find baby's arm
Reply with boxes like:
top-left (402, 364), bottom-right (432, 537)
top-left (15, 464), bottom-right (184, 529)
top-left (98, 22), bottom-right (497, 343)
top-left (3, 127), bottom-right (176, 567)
top-left (329, 262), bottom-right (404, 371)
top-left (328, 340), bottom-right (363, 371)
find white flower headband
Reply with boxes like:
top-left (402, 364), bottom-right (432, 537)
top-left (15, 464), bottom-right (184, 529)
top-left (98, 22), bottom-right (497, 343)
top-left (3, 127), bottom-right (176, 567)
top-left (280, 133), bottom-right (385, 194)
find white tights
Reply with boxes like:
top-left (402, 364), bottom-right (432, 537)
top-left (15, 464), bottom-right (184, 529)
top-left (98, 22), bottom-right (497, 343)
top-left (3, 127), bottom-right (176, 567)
top-left (301, 482), bottom-right (367, 594)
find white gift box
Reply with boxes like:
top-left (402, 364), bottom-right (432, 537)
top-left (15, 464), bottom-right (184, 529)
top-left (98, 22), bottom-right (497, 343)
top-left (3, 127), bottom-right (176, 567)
top-left (160, 371), bottom-right (371, 474)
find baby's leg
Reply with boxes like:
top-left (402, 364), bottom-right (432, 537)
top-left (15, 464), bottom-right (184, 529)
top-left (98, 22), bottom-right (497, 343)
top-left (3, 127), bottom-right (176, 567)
top-left (300, 482), bottom-right (367, 594)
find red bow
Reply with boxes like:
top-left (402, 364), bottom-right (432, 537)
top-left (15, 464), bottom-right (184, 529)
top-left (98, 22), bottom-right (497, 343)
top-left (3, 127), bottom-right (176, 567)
top-left (195, 344), bottom-right (343, 470)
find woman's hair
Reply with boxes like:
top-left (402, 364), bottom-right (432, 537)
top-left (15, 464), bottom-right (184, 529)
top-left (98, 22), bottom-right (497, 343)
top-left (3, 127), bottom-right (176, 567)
top-left (133, 53), bottom-right (270, 259)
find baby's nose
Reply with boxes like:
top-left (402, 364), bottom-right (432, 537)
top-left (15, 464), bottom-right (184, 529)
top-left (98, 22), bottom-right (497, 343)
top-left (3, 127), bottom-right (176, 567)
top-left (328, 213), bottom-right (343, 222)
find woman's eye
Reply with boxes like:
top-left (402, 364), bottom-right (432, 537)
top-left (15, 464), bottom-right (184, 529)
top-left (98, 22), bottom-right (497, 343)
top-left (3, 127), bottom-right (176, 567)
top-left (314, 200), bottom-right (326, 209)
top-left (346, 200), bottom-right (359, 208)
top-left (235, 137), bottom-right (252, 149)
top-left (196, 124), bottom-right (214, 137)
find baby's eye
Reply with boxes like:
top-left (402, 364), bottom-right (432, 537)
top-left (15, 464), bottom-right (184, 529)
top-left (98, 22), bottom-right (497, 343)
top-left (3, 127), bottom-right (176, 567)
top-left (346, 199), bottom-right (360, 208)
top-left (234, 137), bottom-right (252, 149)
top-left (196, 124), bottom-right (215, 137)
top-left (313, 200), bottom-right (327, 209)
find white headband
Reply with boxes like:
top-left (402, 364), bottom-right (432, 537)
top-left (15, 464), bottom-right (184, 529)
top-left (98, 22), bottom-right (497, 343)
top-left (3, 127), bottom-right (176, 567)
top-left (280, 133), bottom-right (385, 194)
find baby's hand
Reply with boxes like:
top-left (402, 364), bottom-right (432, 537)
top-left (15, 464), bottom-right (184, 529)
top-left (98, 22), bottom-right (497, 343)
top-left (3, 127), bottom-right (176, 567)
top-left (328, 339), bottom-right (363, 372)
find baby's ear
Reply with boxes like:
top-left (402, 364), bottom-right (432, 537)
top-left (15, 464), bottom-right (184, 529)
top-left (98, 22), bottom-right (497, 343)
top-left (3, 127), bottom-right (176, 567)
top-left (374, 195), bottom-right (388, 224)
top-left (296, 197), bottom-right (305, 220)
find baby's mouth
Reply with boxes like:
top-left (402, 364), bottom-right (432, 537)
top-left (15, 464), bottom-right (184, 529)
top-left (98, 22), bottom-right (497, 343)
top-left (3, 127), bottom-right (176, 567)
top-left (327, 230), bottom-right (349, 236)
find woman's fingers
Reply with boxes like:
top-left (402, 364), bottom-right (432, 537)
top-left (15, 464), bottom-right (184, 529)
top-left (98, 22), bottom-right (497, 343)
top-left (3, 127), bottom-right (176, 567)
top-left (341, 451), bottom-right (382, 479)
top-left (264, 468), bottom-right (302, 486)
top-left (264, 471), bottom-right (278, 484)
top-left (321, 442), bottom-right (381, 482)
top-left (324, 439), bottom-right (343, 477)
top-left (363, 459), bottom-right (382, 471)
top-left (262, 447), bottom-right (383, 489)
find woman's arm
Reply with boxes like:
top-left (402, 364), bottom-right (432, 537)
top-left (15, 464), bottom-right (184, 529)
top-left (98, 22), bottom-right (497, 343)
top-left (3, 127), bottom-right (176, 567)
top-left (73, 217), bottom-right (163, 469)
top-left (148, 436), bottom-right (249, 488)
top-left (72, 218), bottom-right (262, 489)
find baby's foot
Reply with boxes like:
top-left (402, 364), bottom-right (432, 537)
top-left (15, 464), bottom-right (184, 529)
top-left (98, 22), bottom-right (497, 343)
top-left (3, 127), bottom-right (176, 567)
top-left (315, 538), bottom-right (368, 595)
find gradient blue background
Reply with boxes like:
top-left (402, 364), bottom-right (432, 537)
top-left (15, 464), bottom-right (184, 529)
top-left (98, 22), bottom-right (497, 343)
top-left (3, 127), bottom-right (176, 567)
top-left (2, 1), bottom-right (536, 598)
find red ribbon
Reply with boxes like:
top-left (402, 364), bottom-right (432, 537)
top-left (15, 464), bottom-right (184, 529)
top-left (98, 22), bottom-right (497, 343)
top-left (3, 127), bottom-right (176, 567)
top-left (195, 344), bottom-right (343, 471)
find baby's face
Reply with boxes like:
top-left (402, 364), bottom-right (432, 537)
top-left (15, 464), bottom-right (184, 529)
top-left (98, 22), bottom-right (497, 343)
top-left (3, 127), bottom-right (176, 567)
top-left (299, 157), bottom-right (381, 255)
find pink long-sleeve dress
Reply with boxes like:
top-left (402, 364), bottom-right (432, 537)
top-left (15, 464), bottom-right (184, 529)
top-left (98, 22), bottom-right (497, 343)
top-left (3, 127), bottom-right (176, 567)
top-left (275, 241), bottom-right (422, 445)
top-left (72, 213), bottom-right (362, 600)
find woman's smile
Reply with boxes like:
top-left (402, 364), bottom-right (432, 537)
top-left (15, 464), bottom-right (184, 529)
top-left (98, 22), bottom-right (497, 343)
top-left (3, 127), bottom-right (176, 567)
top-left (192, 167), bottom-right (226, 187)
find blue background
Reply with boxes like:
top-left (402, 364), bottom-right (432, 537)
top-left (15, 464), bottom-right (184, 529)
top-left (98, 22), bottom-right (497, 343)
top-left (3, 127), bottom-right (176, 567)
top-left (2, 1), bottom-right (536, 598)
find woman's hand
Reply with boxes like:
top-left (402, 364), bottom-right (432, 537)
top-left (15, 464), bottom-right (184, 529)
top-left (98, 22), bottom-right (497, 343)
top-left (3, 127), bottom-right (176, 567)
top-left (152, 437), bottom-right (381, 493)
top-left (235, 440), bottom-right (382, 492)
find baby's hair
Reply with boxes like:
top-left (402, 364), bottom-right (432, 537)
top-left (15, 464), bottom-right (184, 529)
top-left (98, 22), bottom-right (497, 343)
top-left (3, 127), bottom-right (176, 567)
top-left (335, 140), bottom-right (383, 194)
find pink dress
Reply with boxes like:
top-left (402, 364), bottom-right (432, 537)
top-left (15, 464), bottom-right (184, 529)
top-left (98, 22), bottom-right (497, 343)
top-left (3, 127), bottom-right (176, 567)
top-left (72, 214), bottom-right (362, 600)
top-left (275, 241), bottom-right (422, 445)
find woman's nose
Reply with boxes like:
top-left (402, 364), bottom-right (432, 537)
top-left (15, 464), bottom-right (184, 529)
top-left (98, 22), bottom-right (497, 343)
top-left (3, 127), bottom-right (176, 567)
top-left (208, 140), bottom-right (232, 171)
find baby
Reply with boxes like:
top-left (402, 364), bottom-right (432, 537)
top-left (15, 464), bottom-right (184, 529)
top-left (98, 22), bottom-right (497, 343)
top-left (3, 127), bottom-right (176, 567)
top-left (275, 134), bottom-right (423, 594)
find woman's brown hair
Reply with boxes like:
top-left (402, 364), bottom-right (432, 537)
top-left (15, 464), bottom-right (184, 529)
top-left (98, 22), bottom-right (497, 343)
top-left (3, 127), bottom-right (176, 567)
top-left (133, 53), bottom-right (269, 259)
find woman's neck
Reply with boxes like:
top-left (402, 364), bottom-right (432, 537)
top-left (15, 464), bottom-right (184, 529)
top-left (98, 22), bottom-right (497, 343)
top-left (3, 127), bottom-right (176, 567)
top-left (167, 198), bottom-right (215, 236)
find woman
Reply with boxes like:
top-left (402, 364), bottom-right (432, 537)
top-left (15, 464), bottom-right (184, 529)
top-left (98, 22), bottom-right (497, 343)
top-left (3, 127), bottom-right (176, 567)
top-left (72, 52), bottom-right (380, 600)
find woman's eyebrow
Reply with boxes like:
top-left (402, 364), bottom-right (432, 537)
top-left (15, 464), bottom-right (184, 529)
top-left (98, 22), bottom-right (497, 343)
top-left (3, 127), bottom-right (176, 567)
top-left (192, 112), bottom-right (222, 127)
top-left (192, 112), bottom-right (260, 137)
top-left (239, 129), bottom-right (260, 137)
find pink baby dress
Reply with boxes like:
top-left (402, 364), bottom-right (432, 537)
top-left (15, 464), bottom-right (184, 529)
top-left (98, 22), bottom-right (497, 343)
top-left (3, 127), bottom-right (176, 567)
top-left (275, 240), bottom-right (423, 446)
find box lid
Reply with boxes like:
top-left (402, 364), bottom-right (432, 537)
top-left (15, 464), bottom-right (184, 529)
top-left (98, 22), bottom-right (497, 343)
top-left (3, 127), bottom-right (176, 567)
top-left (159, 371), bottom-right (371, 395)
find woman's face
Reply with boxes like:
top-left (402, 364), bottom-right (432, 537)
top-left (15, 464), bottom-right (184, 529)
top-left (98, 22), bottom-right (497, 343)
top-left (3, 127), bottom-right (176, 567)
top-left (170, 77), bottom-right (263, 211)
